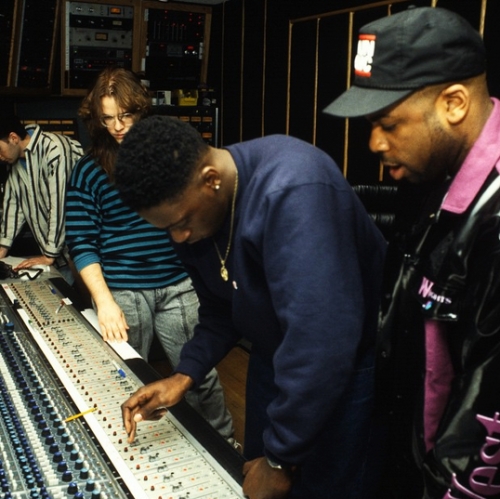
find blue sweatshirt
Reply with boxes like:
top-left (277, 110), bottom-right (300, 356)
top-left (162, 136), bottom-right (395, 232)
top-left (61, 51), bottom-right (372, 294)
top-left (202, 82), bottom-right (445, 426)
top-left (174, 135), bottom-right (386, 464)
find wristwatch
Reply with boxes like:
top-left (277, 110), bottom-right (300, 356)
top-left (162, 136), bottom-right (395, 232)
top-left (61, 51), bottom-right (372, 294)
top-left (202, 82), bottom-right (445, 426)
top-left (266, 457), bottom-right (298, 478)
top-left (266, 457), bottom-right (285, 470)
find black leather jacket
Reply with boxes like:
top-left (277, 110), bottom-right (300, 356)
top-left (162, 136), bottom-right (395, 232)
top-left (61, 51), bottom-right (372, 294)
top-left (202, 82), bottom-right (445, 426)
top-left (376, 171), bottom-right (500, 499)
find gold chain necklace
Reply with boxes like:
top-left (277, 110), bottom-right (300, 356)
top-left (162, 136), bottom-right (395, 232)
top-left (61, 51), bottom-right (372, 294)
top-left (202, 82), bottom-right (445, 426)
top-left (213, 170), bottom-right (238, 281)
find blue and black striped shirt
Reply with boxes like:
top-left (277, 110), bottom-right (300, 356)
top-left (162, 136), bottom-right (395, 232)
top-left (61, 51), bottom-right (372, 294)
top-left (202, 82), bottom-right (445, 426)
top-left (65, 154), bottom-right (187, 289)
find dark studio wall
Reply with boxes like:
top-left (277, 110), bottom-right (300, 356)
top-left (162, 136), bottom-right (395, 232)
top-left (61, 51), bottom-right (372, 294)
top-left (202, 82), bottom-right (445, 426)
top-left (1, 0), bottom-right (498, 188)
top-left (207, 0), bottom-right (500, 186)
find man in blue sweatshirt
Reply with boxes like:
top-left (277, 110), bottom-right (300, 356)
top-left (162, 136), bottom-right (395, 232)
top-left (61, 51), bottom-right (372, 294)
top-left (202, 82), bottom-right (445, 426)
top-left (114, 115), bottom-right (386, 499)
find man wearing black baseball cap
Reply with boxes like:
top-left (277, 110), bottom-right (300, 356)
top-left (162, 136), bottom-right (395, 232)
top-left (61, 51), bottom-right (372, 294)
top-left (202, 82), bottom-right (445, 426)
top-left (327, 6), bottom-right (500, 499)
top-left (324, 5), bottom-right (487, 120)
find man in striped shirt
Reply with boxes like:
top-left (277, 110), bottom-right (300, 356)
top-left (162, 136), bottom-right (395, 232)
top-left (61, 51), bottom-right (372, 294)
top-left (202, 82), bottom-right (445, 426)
top-left (0, 114), bottom-right (83, 281)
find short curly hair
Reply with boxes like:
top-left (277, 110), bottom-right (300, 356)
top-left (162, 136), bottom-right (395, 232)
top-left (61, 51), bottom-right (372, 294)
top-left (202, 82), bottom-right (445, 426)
top-left (115, 115), bottom-right (210, 211)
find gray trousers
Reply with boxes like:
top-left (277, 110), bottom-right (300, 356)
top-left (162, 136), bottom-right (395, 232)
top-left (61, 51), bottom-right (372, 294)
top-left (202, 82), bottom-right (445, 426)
top-left (110, 277), bottom-right (234, 440)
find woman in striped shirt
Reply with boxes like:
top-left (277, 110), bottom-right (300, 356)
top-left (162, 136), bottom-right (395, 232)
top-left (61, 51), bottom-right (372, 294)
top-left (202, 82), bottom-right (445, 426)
top-left (65, 67), bottom-right (234, 440)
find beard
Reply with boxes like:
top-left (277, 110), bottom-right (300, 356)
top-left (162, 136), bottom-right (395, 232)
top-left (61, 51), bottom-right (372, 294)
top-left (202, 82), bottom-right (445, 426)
top-left (402, 113), bottom-right (462, 184)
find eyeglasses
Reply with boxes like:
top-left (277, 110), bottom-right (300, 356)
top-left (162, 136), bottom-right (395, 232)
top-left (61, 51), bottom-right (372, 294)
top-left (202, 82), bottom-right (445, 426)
top-left (100, 112), bottom-right (136, 128)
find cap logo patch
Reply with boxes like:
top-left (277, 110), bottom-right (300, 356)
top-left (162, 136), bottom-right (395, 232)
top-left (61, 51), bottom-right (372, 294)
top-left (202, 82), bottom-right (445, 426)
top-left (354, 34), bottom-right (376, 77)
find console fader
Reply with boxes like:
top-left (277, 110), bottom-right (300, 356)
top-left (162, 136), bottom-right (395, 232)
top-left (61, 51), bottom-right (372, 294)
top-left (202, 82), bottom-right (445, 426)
top-left (0, 276), bottom-right (245, 499)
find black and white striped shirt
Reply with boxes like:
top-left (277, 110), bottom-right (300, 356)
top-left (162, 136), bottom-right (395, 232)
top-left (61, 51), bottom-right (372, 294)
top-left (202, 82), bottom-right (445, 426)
top-left (0, 125), bottom-right (83, 258)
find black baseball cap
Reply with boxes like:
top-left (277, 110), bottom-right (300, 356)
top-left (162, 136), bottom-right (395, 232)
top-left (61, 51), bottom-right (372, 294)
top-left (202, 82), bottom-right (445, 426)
top-left (324, 6), bottom-right (486, 118)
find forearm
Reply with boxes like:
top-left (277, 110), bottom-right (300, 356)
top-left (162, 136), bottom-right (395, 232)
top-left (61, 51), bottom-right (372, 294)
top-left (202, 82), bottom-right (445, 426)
top-left (45, 178), bottom-right (69, 257)
top-left (37, 200), bottom-right (65, 257)
top-left (80, 262), bottom-right (130, 342)
top-left (172, 258), bottom-right (241, 385)
top-left (1, 183), bottom-right (25, 244)
top-left (79, 263), bottom-right (114, 307)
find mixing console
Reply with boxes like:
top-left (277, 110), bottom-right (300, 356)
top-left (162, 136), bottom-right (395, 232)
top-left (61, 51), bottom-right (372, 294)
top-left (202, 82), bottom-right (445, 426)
top-left (0, 275), bottom-right (245, 499)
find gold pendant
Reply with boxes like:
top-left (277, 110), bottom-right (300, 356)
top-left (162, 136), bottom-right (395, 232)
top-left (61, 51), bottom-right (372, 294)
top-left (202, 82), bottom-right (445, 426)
top-left (220, 265), bottom-right (229, 281)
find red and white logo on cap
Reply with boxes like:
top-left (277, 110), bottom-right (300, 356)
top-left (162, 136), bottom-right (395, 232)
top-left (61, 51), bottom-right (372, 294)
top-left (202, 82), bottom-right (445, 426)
top-left (354, 34), bottom-right (376, 77)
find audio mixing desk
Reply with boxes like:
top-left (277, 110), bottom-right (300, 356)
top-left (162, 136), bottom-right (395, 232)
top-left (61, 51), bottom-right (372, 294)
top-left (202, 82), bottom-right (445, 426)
top-left (0, 274), bottom-right (245, 499)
